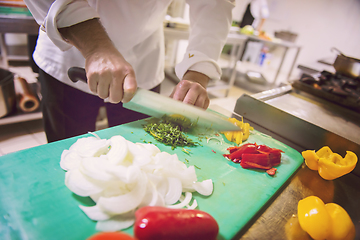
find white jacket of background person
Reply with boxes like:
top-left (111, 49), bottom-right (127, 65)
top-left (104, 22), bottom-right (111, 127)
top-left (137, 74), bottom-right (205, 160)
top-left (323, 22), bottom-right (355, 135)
top-left (23, 0), bottom-right (235, 95)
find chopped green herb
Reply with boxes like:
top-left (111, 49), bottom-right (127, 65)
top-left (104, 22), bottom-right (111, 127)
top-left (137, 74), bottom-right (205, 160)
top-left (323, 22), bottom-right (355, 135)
top-left (182, 148), bottom-right (191, 155)
top-left (194, 165), bottom-right (201, 169)
top-left (185, 158), bottom-right (190, 163)
top-left (143, 115), bottom-right (199, 149)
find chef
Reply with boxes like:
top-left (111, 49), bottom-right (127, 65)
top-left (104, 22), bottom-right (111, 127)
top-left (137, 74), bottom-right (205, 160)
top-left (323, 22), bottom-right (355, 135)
top-left (23, 0), bottom-right (234, 142)
top-left (240, 0), bottom-right (269, 32)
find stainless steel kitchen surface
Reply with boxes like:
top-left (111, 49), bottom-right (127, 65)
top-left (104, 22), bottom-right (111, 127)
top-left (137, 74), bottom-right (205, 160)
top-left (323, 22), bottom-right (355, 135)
top-left (253, 85), bottom-right (360, 145)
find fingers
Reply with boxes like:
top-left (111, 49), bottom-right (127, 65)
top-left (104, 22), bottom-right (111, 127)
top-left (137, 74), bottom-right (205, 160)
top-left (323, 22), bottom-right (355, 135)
top-left (121, 72), bottom-right (137, 103)
top-left (86, 65), bottom-right (137, 104)
top-left (171, 80), bottom-right (210, 109)
top-left (96, 71), bottom-right (112, 99)
top-left (88, 72), bottom-right (99, 94)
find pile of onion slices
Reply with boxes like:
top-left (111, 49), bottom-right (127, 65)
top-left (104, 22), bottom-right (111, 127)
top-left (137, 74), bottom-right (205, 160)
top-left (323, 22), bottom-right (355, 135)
top-left (60, 134), bottom-right (213, 231)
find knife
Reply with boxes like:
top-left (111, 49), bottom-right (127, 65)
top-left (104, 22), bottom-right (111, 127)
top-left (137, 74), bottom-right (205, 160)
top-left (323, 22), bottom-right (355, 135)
top-left (67, 67), bottom-right (241, 131)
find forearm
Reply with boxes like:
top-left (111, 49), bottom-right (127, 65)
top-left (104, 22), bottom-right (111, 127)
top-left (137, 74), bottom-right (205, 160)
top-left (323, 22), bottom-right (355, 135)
top-left (58, 18), bottom-right (115, 58)
top-left (58, 18), bottom-right (137, 104)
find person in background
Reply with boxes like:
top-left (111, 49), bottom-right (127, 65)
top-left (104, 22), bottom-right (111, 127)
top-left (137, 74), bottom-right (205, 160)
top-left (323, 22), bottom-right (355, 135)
top-left (23, 0), bottom-right (234, 143)
top-left (240, 0), bottom-right (269, 32)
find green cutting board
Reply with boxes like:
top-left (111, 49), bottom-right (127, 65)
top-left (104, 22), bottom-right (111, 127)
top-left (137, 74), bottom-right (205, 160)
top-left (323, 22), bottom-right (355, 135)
top-left (0, 119), bottom-right (303, 240)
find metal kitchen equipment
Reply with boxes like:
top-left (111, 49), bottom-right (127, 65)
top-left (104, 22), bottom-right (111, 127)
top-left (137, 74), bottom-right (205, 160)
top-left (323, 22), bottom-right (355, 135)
top-left (0, 68), bottom-right (16, 118)
top-left (332, 47), bottom-right (360, 78)
top-left (292, 70), bottom-right (360, 112)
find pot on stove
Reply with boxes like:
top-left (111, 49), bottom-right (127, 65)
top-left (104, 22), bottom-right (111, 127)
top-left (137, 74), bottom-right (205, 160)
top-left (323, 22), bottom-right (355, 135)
top-left (0, 68), bottom-right (16, 118)
top-left (332, 47), bottom-right (360, 79)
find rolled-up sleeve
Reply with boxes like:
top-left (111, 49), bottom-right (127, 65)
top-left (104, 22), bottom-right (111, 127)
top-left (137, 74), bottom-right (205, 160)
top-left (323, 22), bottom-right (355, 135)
top-left (175, 0), bottom-right (234, 81)
top-left (23, 0), bottom-right (100, 51)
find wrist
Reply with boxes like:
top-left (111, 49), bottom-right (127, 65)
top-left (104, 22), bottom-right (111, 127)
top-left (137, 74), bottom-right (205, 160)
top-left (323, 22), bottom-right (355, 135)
top-left (182, 70), bottom-right (210, 88)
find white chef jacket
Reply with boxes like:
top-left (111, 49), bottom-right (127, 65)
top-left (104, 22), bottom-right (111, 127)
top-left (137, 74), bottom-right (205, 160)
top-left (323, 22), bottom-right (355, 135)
top-left (23, 0), bottom-right (234, 95)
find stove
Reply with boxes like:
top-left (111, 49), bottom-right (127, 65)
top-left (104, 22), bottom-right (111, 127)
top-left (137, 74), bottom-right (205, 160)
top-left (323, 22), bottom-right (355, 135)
top-left (292, 71), bottom-right (360, 112)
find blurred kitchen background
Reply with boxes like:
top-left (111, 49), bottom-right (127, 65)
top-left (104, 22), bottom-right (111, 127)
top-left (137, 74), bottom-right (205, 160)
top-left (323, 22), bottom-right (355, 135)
top-left (0, 0), bottom-right (359, 156)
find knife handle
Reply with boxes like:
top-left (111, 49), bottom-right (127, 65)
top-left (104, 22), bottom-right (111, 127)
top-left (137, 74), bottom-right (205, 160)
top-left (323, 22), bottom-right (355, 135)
top-left (68, 67), bottom-right (87, 83)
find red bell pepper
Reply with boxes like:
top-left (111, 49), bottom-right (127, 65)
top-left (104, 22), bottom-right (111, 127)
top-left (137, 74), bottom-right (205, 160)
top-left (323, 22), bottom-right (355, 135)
top-left (134, 206), bottom-right (219, 240)
top-left (87, 232), bottom-right (136, 240)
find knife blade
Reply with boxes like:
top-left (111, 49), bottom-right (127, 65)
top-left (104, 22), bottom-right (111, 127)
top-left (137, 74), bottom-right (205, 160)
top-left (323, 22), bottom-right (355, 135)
top-left (67, 67), bottom-right (241, 131)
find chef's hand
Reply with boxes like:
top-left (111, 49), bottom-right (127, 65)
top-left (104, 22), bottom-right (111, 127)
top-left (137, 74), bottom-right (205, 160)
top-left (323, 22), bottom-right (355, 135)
top-left (85, 46), bottom-right (137, 103)
top-left (170, 71), bottom-right (210, 109)
top-left (58, 19), bottom-right (137, 103)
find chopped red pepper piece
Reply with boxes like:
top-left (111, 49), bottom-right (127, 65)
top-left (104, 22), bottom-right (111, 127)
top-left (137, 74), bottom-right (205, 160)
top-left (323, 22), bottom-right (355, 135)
top-left (256, 144), bottom-right (273, 152)
top-left (266, 168), bottom-right (277, 176)
top-left (223, 143), bottom-right (283, 171)
top-left (241, 153), bottom-right (272, 169)
top-left (228, 143), bottom-right (258, 161)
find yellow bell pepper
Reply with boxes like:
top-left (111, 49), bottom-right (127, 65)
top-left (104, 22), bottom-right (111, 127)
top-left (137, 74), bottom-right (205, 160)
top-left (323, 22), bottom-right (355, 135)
top-left (302, 146), bottom-right (358, 180)
top-left (285, 214), bottom-right (311, 240)
top-left (297, 196), bottom-right (355, 240)
top-left (222, 118), bottom-right (253, 145)
top-left (298, 196), bottom-right (332, 240)
top-left (325, 203), bottom-right (356, 240)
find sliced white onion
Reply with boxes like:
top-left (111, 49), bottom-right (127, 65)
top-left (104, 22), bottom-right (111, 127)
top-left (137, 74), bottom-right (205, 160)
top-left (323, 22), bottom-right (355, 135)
top-left (69, 137), bottom-right (110, 158)
top-left (79, 157), bottom-right (114, 182)
top-left (61, 134), bottom-right (215, 232)
top-left (187, 199), bottom-right (198, 210)
top-left (65, 169), bottom-right (104, 197)
top-left (96, 214), bottom-right (135, 232)
top-left (60, 150), bottom-right (81, 171)
top-left (79, 204), bottom-right (112, 221)
top-left (137, 142), bottom-right (161, 156)
top-left (147, 174), bottom-right (167, 197)
top-left (167, 192), bottom-right (192, 209)
top-left (105, 165), bottom-right (131, 183)
top-left (107, 136), bottom-right (128, 165)
top-left (101, 182), bottom-right (129, 198)
top-left (105, 165), bottom-right (142, 184)
top-left (165, 177), bottom-right (182, 205)
top-left (127, 142), bottom-right (154, 167)
top-left (139, 181), bottom-right (165, 208)
top-left (97, 173), bottom-right (147, 214)
top-left (177, 166), bottom-right (198, 189)
top-left (192, 179), bottom-right (213, 196)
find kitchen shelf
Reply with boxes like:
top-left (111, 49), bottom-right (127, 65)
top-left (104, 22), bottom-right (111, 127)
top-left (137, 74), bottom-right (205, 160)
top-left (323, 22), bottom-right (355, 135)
top-left (0, 110), bottom-right (42, 125)
top-left (0, 16), bottom-right (39, 68)
top-left (0, 82), bottom-right (42, 126)
top-left (4, 44), bottom-right (29, 61)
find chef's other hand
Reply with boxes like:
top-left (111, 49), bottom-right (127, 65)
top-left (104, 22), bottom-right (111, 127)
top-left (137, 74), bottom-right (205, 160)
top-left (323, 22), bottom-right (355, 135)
top-left (170, 71), bottom-right (210, 109)
top-left (59, 19), bottom-right (137, 104)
